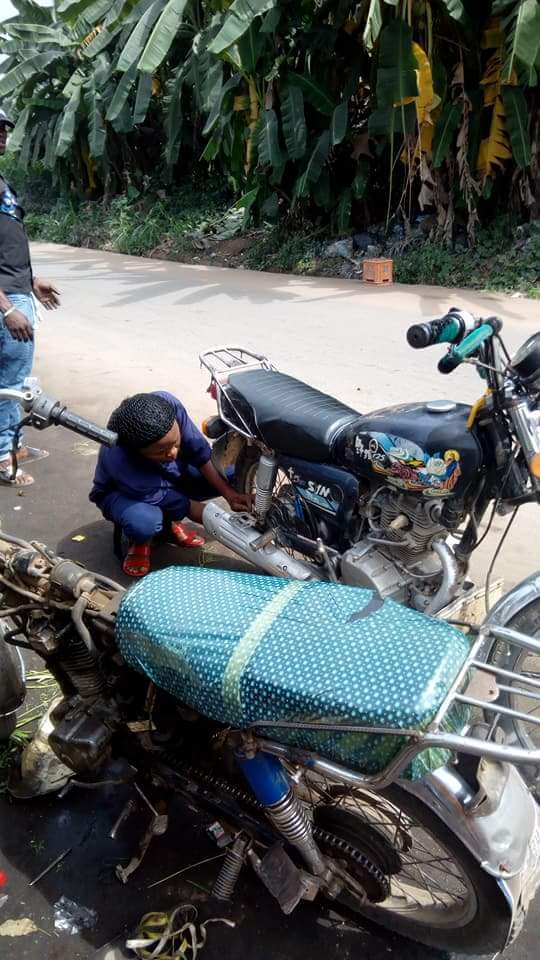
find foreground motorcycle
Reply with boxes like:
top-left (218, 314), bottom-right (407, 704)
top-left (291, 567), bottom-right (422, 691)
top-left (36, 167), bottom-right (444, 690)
top-left (1, 389), bottom-right (540, 955)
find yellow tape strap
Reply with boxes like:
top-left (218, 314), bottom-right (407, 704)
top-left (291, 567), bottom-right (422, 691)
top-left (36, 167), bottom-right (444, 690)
top-left (222, 580), bottom-right (306, 715)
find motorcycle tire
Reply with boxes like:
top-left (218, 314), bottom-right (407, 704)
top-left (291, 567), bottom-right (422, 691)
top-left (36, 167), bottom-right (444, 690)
top-left (302, 778), bottom-right (511, 954)
top-left (234, 445), bottom-right (260, 496)
top-left (487, 597), bottom-right (540, 794)
top-left (0, 713), bottom-right (16, 741)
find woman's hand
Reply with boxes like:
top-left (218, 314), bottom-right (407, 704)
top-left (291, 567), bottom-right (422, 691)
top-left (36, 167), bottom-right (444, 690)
top-left (226, 491), bottom-right (253, 513)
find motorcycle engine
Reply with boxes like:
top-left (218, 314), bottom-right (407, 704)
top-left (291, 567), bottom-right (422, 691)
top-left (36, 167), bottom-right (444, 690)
top-left (341, 488), bottom-right (450, 603)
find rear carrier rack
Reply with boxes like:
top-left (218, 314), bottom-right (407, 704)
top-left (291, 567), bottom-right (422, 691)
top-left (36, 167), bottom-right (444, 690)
top-left (252, 622), bottom-right (540, 790)
top-left (200, 346), bottom-right (275, 440)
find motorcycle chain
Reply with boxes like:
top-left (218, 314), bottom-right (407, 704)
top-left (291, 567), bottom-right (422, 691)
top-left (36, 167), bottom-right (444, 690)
top-left (181, 762), bottom-right (390, 900)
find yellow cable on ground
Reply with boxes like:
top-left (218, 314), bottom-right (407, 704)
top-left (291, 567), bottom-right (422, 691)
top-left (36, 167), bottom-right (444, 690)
top-left (126, 904), bottom-right (235, 960)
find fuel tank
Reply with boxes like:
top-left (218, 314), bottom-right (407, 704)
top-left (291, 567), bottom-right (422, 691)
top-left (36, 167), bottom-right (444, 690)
top-left (333, 400), bottom-right (483, 499)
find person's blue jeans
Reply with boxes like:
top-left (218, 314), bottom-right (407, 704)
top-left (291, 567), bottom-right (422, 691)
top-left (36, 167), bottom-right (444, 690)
top-left (0, 293), bottom-right (37, 459)
top-left (101, 468), bottom-right (218, 544)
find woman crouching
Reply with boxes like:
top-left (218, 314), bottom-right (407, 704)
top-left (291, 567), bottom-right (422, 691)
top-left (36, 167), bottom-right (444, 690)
top-left (89, 390), bottom-right (250, 577)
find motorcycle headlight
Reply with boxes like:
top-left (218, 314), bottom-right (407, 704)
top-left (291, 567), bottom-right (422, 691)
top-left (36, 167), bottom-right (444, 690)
top-left (510, 332), bottom-right (540, 391)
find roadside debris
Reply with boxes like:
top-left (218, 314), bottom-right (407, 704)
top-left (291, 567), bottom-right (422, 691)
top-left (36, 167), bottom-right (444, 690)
top-left (29, 848), bottom-right (72, 886)
top-left (53, 896), bottom-right (97, 935)
top-left (0, 918), bottom-right (39, 937)
top-left (126, 903), bottom-right (235, 960)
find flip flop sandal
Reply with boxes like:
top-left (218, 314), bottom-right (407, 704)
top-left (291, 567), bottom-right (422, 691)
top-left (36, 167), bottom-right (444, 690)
top-left (123, 544), bottom-right (152, 578)
top-left (170, 521), bottom-right (205, 548)
top-left (0, 465), bottom-right (34, 486)
top-left (17, 447), bottom-right (49, 465)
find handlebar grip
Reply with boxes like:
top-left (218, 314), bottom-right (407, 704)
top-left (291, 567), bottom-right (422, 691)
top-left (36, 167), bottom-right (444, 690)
top-left (407, 309), bottom-right (466, 349)
top-left (438, 322), bottom-right (497, 375)
top-left (54, 407), bottom-right (117, 446)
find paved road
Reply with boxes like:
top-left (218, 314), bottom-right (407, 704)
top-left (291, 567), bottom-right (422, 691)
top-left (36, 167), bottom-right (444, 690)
top-left (31, 242), bottom-right (540, 590)
top-left (0, 245), bottom-right (538, 960)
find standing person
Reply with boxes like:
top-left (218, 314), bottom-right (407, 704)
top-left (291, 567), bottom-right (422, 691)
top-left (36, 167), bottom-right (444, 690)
top-left (90, 390), bottom-right (252, 577)
top-left (0, 107), bottom-right (60, 486)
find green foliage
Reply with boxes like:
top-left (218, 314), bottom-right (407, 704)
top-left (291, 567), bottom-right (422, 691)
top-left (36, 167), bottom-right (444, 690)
top-left (396, 220), bottom-right (540, 297)
top-left (0, 0), bottom-right (539, 236)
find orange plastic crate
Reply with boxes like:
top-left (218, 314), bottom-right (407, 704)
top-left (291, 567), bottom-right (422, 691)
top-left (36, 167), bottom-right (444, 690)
top-left (363, 258), bottom-right (393, 284)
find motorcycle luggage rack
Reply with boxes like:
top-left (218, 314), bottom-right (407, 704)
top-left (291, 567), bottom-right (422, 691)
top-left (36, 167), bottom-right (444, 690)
top-left (200, 346), bottom-right (274, 377)
top-left (251, 622), bottom-right (540, 791)
top-left (200, 346), bottom-right (276, 441)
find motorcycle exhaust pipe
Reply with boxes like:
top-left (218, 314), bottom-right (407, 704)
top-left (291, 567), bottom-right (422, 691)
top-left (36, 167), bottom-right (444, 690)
top-left (202, 503), bottom-right (321, 581)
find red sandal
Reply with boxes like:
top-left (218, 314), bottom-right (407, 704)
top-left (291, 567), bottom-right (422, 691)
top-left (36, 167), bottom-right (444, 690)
top-left (123, 543), bottom-right (152, 577)
top-left (170, 521), bottom-right (205, 549)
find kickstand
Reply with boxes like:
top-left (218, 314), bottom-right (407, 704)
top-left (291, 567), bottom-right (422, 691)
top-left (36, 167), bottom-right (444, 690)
top-left (114, 784), bottom-right (169, 884)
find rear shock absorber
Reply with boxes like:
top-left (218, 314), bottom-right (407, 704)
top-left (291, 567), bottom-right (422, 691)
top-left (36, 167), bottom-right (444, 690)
top-left (255, 454), bottom-right (278, 520)
top-left (236, 751), bottom-right (326, 876)
top-left (212, 835), bottom-right (250, 900)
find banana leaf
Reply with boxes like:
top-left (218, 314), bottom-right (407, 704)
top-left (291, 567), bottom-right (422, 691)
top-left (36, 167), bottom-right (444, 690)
top-left (202, 74), bottom-right (240, 136)
top-left (280, 84), bottom-right (307, 161)
top-left (86, 80), bottom-right (106, 158)
top-left (331, 100), bottom-right (348, 146)
top-left (165, 64), bottom-right (185, 166)
top-left (288, 73), bottom-right (335, 116)
top-left (209, 0), bottom-right (277, 56)
top-left (257, 108), bottom-right (282, 169)
top-left (375, 19), bottom-right (418, 109)
top-left (295, 130), bottom-right (330, 199)
top-left (363, 0), bottom-right (382, 53)
top-left (106, 63), bottom-right (138, 122)
top-left (477, 94), bottom-right (512, 180)
top-left (133, 72), bottom-right (153, 124)
top-left (0, 50), bottom-right (64, 97)
top-left (502, 83), bottom-right (532, 167)
top-left (73, 0), bottom-right (118, 38)
top-left (117, 0), bottom-right (165, 72)
top-left (138, 0), bottom-right (190, 73)
top-left (495, 0), bottom-right (540, 83)
top-left (432, 102), bottom-right (461, 167)
top-left (3, 23), bottom-right (72, 46)
top-left (368, 101), bottom-right (416, 136)
top-left (313, 168), bottom-right (334, 210)
top-left (56, 80), bottom-right (82, 157)
top-left (4, 105), bottom-right (31, 154)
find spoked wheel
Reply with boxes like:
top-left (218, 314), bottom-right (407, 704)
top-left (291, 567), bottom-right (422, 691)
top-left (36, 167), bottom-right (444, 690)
top-left (488, 599), bottom-right (540, 795)
top-left (293, 768), bottom-right (509, 954)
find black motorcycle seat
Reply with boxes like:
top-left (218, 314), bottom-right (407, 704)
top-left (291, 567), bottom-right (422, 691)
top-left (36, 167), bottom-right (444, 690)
top-left (225, 369), bottom-right (362, 461)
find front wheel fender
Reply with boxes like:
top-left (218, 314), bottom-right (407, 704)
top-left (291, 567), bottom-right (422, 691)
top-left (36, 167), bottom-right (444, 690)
top-left (484, 570), bottom-right (540, 630)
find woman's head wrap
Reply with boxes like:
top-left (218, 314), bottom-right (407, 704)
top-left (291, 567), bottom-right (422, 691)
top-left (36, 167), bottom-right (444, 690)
top-left (108, 393), bottom-right (176, 450)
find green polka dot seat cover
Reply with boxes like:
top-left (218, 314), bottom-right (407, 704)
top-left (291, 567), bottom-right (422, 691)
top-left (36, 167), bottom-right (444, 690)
top-left (116, 567), bottom-right (471, 779)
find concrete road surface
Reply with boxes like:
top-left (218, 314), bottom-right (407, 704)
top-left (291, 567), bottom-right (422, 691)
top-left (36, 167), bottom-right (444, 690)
top-left (31, 242), bottom-right (540, 591)
top-left (0, 244), bottom-right (538, 960)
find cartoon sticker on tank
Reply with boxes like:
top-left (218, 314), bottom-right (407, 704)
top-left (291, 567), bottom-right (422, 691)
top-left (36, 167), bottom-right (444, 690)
top-left (354, 433), bottom-right (461, 496)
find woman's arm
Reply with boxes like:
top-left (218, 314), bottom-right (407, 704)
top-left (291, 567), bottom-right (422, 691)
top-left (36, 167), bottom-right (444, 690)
top-left (199, 460), bottom-right (252, 512)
